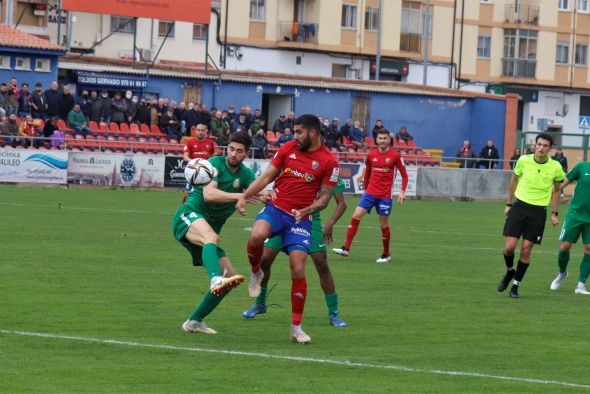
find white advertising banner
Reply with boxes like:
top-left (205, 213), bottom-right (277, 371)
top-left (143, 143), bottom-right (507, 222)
top-left (115, 154), bottom-right (165, 187)
top-left (0, 148), bottom-right (68, 184)
top-left (68, 152), bottom-right (117, 185)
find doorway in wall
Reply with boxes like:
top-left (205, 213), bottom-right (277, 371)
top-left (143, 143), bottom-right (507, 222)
top-left (262, 93), bottom-right (293, 129)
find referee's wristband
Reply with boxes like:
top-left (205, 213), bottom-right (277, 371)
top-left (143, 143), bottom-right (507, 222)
top-left (551, 211), bottom-right (558, 216)
top-left (506, 203), bottom-right (513, 207)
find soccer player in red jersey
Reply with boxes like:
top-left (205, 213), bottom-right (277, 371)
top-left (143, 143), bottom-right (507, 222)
top-left (182, 124), bottom-right (216, 202)
top-left (236, 114), bottom-right (339, 344)
top-left (333, 128), bottom-right (408, 263)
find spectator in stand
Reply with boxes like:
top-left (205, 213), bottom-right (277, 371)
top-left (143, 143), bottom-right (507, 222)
top-left (134, 98), bottom-right (149, 125)
top-left (174, 101), bottom-right (187, 135)
top-left (456, 140), bottom-right (477, 168)
top-left (254, 108), bottom-right (263, 122)
top-left (243, 106), bottom-right (254, 128)
top-left (251, 128), bottom-right (268, 159)
top-left (45, 81), bottom-right (60, 118)
top-left (18, 114), bottom-right (40, 147)
top-left (232, 113), bottom-right (250, 134)
top-left (17, 83), bottom-right (31, 118)
top-left (198, 104), bottom-right (211, 128)
top-left (30, 83), bottom-right (47, 120)
top-left (349, 120), bottom-right (366, 150)
top-left (126, 95), bottom-right (138, 124)
top-left (210, 108), bottom-right (229, 138)
top-left (149, 99), bottom-right (159, 125)
top-left (67, 104), bottom-right (92, 137)
top-left (250, 118), bottom-right (265, 135)
top-left (43, 116), bottom-right (58, 140)
top-left (57, 85), bottom-right (75, 120)
top-left (526, 143), bottom-right (535, 155)
top-left (2, 114), bottom-right (19, 147)
top-left (111, 92), bottom-right (127, 124)
top-left (509, 149), bottom-right (521, 170)
top-left (8, 77), bottom-right (19, 98)
top-left (552, 148), bottom-right (568, 173)
top-left (0, 84), bottom-right (8, 117)
top-left (217, 126), bottom-right (231, 147)
top-left (285, 111), bottom-right (296, 130)
top-left (91, 91), bottom-right (112, 123)
top-left (76, 90), bottom-right (92, 122)
top-left (372, 119), bottom-right (384, 142)
top-left (6, 87), bottom-right (18, 116)
top-left (185, 102), bottom-right (198, 130)
top-left (339, 119), bottom-right (353, 142)
top-left (478, 139), bottom-right (500, 169)
top-left (227, 105), bottom-right (237, 124)
top-left (395, 126), bottom-right (413, 143)
top-left (321, 117), bottom-right (330, 134)
top-left (277, 127), bottom-right (294, 146)
top-left (325, 118), bottom-right (341, 151)
top-left (272, 113), bottom-right (287, 135)
top-left (160, 107), bottom-right (180, 139)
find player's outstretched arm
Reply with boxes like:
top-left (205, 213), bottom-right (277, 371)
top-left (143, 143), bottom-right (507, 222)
top-left (293, 184), bottom-right (336, 223)
top-left (236, 164), bottom-right (280, 215)
top-left (504, 175), bottom-right (519, 216)
top-left (323, 191), bottom-right (347, 245)
top-left (203, 181), bottom-right (242, 204)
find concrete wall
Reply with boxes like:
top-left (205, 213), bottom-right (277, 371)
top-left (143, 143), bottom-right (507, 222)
top-left (417, 167), bottom-right (512, 200)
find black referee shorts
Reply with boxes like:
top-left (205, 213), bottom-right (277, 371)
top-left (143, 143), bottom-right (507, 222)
top-left (503, 199), bottom-right (547, 244)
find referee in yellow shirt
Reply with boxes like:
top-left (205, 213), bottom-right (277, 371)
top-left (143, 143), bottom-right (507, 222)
top-left (497, 133), bottom-right (565, 298)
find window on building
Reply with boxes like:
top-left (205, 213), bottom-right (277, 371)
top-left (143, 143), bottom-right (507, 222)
top-left (342, 4), bottom-right (357, 28)
top-left (365, 7), bottom-right (379, 31)
top-left (578, 0), bottom-right (590, 12)
top-left (556, 42), bottom-right (569, 64)
top-left (480, 0), bottom-right (492, 3)
top-left (0, 55), bottom-right (10, 69)
top-left (580, 96), bottom-right (590, 116)
top-left (193, 24), bottom-right (207, 40)
top-left (159, 21), bottom-right (175, 38)
top-left (502, 29), bottom-right (537, 77)
top-left (250, 0), bottom-right (265, 21)
top-left (332, 64), bottom-right (347, 78)
top-left (559, 0), bottom-right (570, 10)
top-left (477, 35), bottom-right (491, 58)
top-left (15, 57), bottom-right (31, 70)
top-left (576, 43), bottom-right (588, 65)
top-left (35, 58), bottom-right (50, 72)
top-left (111, 16), bottom-right (136, 34)
top-left (400, 1), bottom-right (421, 52)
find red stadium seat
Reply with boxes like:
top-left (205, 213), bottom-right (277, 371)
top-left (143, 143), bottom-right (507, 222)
top-left (57, 119), bottom-right (73, 132)
top-left (119, 122), bottom-right (131, 135)
top-left (99, 122), bottom-right (110, 134)
top-left (85, 135), bottom-right (99, 150)
top-left (130, 123), bottom-right (140, 135)
top-left (89, 121), bottom-right (100, 133)
top-left (140, 123), bottom-right (151, 134)
top-left (109, 122), bottom-right (121, 135)
top-left (150, 124), bottom-right (165, 137)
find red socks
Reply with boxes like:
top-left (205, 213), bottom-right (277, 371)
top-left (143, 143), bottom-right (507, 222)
top-left (381, 226), bottom-right (391, 256)
top-left (291, 277), bottom-right (307, 325)
top-left (181, 193), bottom-right (188, 203)
top-left (247, 239), bottom-right (263, 273)
top-left (344, 218), bottom-right (360, 249)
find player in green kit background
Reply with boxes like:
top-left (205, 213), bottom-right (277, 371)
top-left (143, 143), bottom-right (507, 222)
top-left (241, 177), bottom-right (348, 326)
top-left (549, 160), bottom-right (590, 294)
top-left (172, 132), bottom-right (260, 334)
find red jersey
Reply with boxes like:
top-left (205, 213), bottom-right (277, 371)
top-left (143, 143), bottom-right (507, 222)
top-left (183, 138), bottom-right (215, 159)
top-left (364, 148), bottom-right (408, 199)
top-left (271, 140), bottom-right (339, 213)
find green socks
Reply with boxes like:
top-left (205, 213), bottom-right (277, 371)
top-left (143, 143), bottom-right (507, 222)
top-left (189, 290), bottom-right (228, 322)
top-left (255, 285), bottom-right (267, 305)
top-left (325, 293), bottom-right (339, 315)
top-left (558, 250), bottom-right (570, 273)
top-left (579, 254), bottom-right (590, 284)
top-left (202, 243), bottom-right (221, 279)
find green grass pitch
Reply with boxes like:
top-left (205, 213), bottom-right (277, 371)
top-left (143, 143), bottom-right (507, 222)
top-left (1, 185), bottom-right (589, 393)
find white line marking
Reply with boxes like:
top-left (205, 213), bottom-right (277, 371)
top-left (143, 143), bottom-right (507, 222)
top-left (1, 329), bottom-right (589, 390)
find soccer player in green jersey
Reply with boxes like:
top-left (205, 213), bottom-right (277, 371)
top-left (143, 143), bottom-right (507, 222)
top-left (549, 160), bottom-right (590, 294)
top-left (242, 177), bottom-right (348, 326)
top-left (497, 133), bottom-right (565, 298)
top-left (172, 132), bottom-right (259, 334)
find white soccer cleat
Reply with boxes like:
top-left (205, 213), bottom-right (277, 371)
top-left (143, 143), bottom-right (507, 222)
top-left (332, 247), bottom-right (349, 257)
top-left (248, 269), bottom-right (264, 298)
top-left (181, 319), bottom-right (217, 334)
top-left (575, 284), bottom-right (590, 295)
top-left (290, 324), bottom-right (311, 344)
top-left (210, 274), bottom-right (245, 295)
top-left (550, 272), bottom-right (568, 290)
top-left (376, 255), bottom-right (391, 263)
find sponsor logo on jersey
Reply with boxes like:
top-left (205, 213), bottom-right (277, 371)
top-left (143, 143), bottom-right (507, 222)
top-left (375, 167), bottom-right (390, 172)
top-left (312, 160), bottom-right (319, 169)
top-left (284, 167), bottom-right (315, 182)
top-left (372, 158), bottom-right (378, 162)
top-left (232, 179), bottom-right (240, 188)
top-left (290, 227), bottom-right (311, 237)
top-left (289, 153), bottom-right (297, 160)
top-left (386, 158), bottom-right (391, 164)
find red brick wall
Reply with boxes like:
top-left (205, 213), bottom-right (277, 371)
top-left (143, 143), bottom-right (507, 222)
top-left (503, 93), bottom-right (518, 170)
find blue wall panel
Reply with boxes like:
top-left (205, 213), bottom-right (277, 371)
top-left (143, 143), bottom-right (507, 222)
top-left (0, 51), bottom-right (60, 90)
top-left (470, 97), bottom-right (506, 159)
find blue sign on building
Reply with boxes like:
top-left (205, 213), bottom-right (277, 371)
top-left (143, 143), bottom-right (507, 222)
top-left (75, 71), bottom-right (148, 89)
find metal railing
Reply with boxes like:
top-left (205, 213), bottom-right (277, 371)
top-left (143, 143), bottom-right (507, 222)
top-left (519, 131), bottom-right (590, 162)
top-left (278, 21), bottom-right (319, 44)
top-left (504, 4), bottom-right (540, 25)
top-left (502, 58), bottom-right (536, 78)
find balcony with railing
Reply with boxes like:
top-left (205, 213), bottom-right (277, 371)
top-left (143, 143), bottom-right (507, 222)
top-left (502, 58), bottom-right (536, 78)
top-left (504, 4), bottom-right (540, 25)
top-left (278, 21), bottom-right (319, 45)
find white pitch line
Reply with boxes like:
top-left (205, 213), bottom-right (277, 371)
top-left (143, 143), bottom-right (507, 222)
top-left (1, 329), bottom-right (589, 390)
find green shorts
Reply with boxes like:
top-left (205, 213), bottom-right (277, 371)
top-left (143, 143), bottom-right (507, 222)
top-left (559, 216), bottom-right (590, 245)
top-left (171, 206), bottom-right (226, 266)
top-left (264, 217), bottom-right (325, 254)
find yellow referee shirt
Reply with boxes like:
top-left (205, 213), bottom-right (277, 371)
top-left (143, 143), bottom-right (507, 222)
top-left (513, 154), bottom-right (565, 206)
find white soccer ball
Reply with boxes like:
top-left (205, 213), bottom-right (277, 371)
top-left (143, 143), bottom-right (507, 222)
top-left (184, 158), bottom-right (216, 187)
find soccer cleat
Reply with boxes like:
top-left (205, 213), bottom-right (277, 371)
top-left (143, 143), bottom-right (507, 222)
top-left (550, 271), bottom-right (568, 291)
top-left (509, 285), bottom-right (520, 298)
top-left (332, 247), bottom-right (349, 257)
top-left (329, 313), bottom-right (347, 327)
top-left (575, 284), bottom-right (590, 295)
top-left (248, 269), bottom-right (264, 298)
top-left (497, 270), bottom-right (515, 292)
top-left (376, 255), bottom-right (391, 263)
top-left (242, 303), bottom-right (267, 319)
top-left (290, 324), bottom-right (311, 344)
top-left (181, 319), bottom-right (217, 334)
top-left (210, 274), bottom-right (245, 295)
